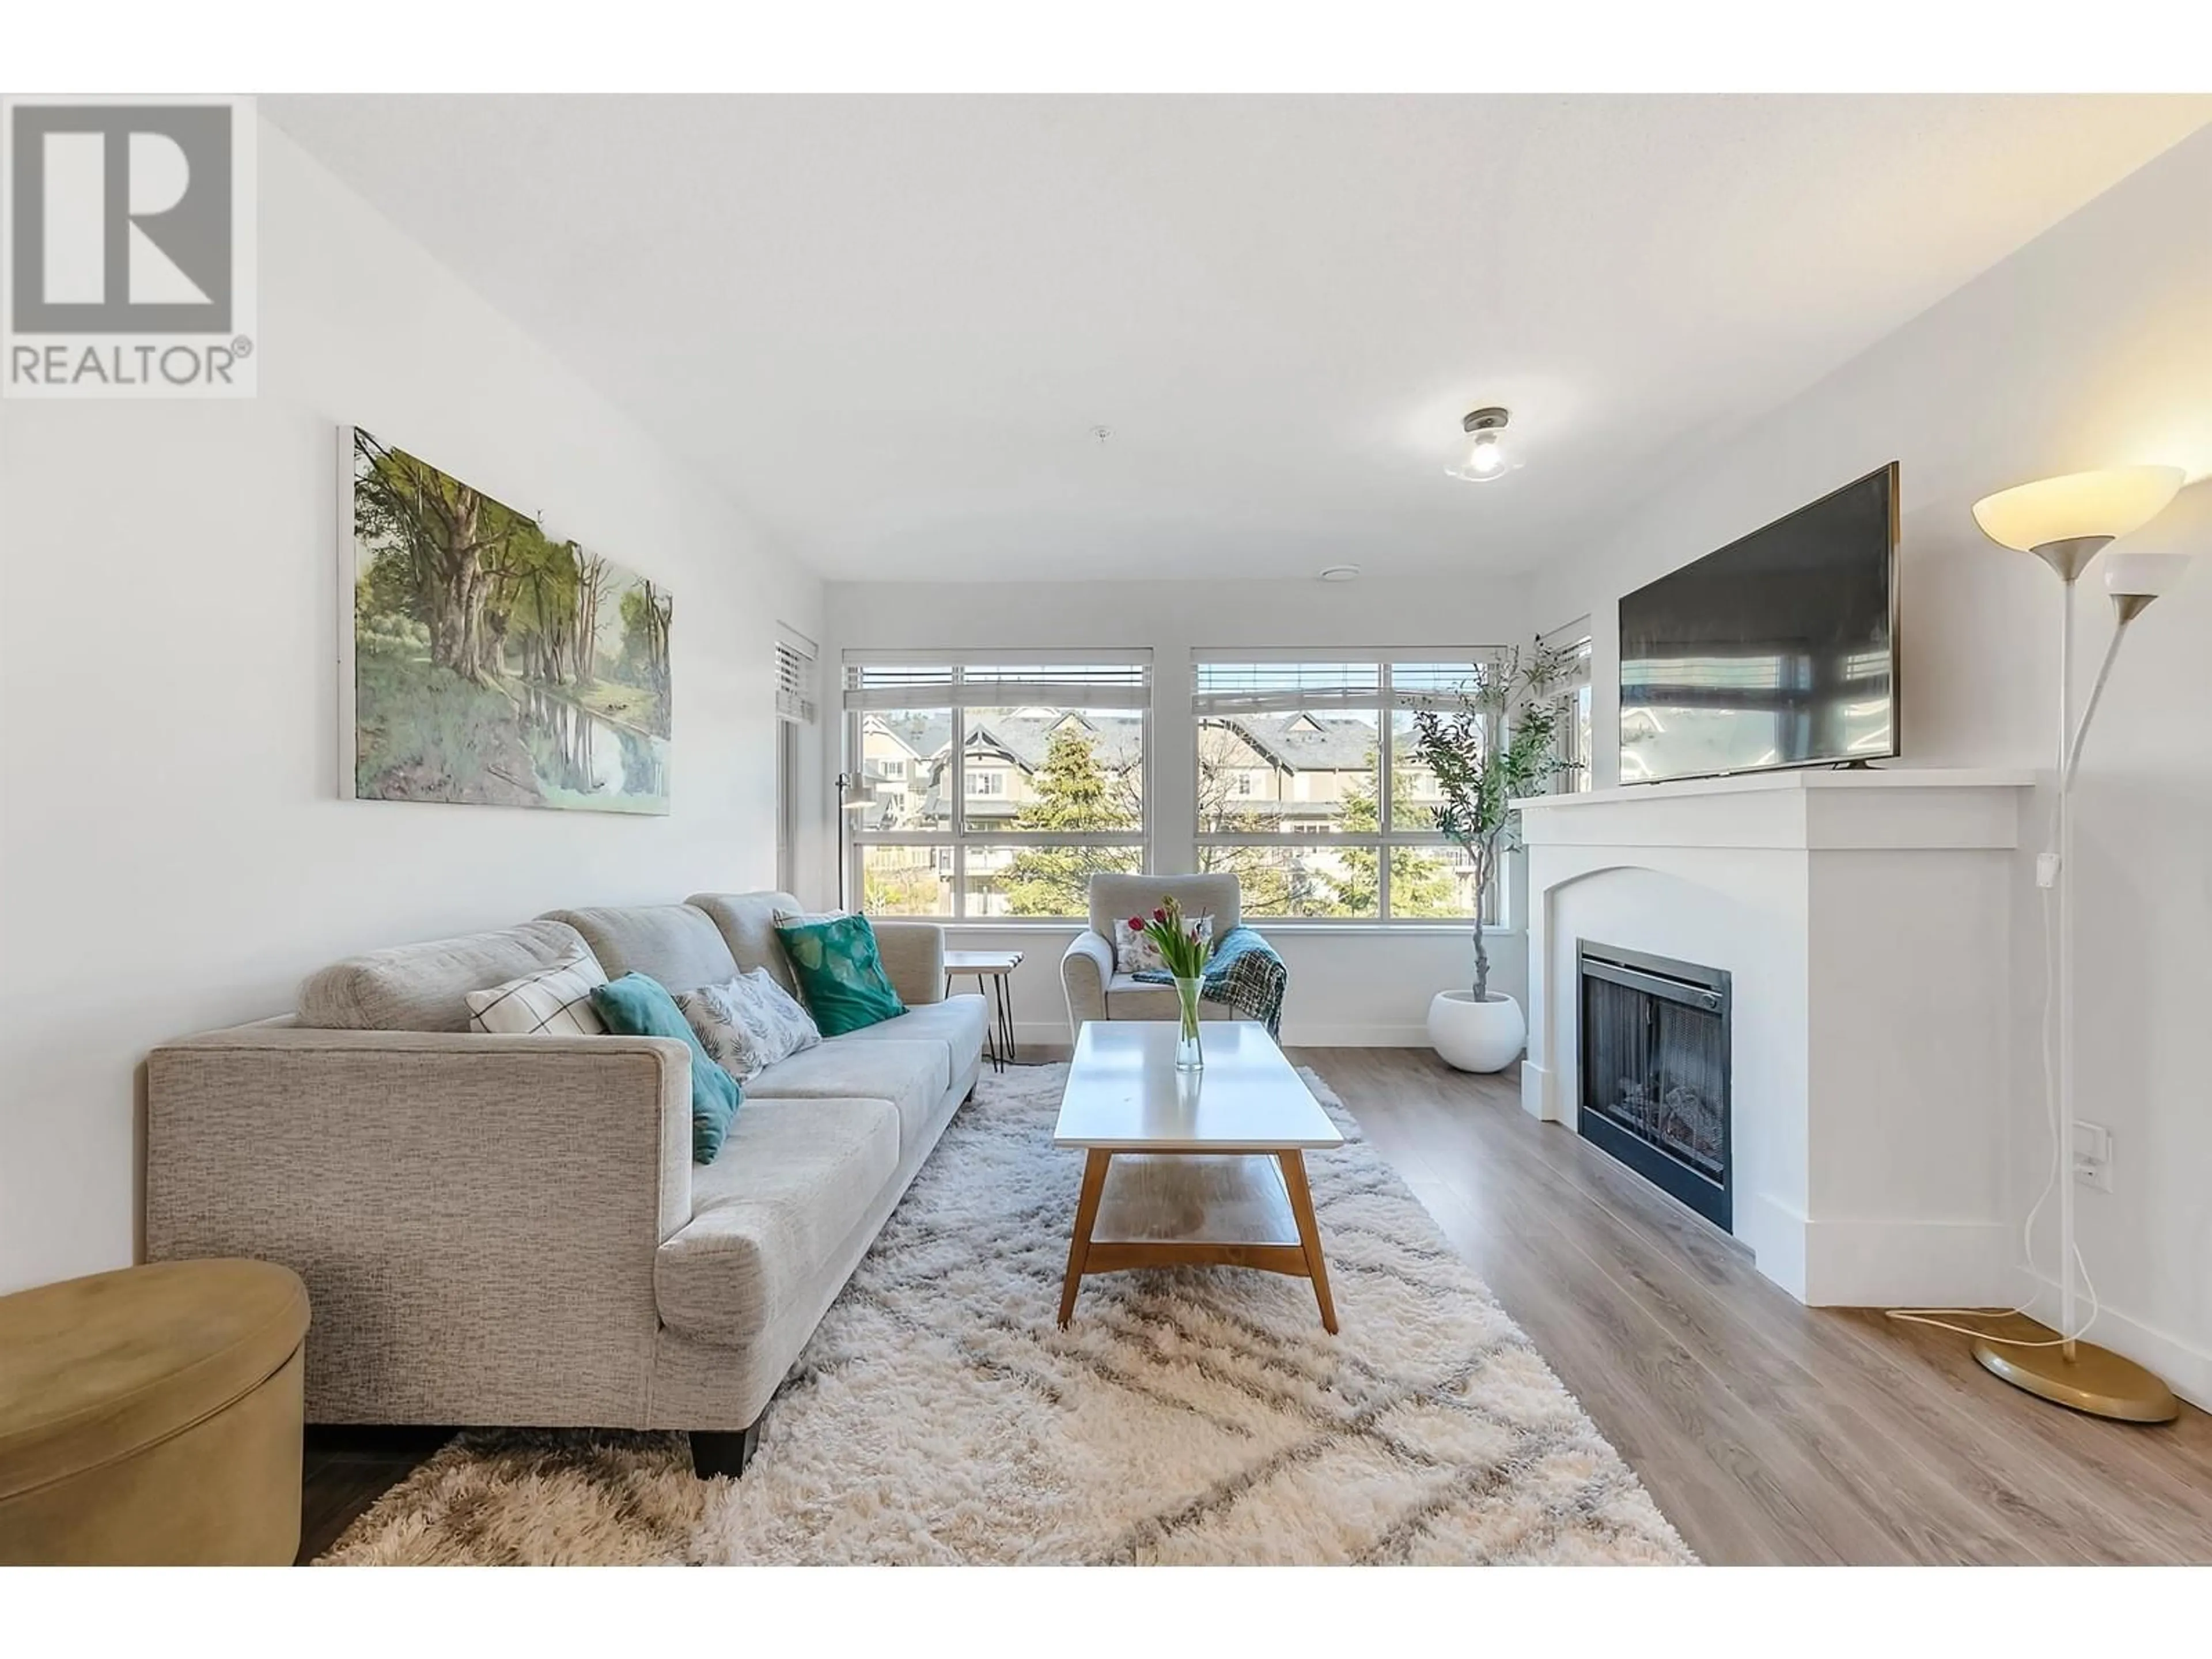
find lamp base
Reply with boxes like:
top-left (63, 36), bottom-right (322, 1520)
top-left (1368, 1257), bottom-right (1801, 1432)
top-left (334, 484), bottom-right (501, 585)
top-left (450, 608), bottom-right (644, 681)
top-left (1972, 1321), bottom-right (2180, 1423)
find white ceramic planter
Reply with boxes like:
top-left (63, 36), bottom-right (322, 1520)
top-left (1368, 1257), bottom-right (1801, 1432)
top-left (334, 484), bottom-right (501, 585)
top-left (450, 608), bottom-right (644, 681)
top-left (1427, 990), bottom-right (1526, 1074)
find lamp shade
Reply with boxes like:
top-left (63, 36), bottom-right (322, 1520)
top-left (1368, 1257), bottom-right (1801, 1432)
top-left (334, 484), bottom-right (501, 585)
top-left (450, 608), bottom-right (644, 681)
top-left (1971, 465), bottom-right (2184, 552)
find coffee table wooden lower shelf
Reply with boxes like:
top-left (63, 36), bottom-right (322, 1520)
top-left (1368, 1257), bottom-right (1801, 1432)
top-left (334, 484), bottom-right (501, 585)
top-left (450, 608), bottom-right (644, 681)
top-left (1057, 1148), bottom-right (1338, 1333)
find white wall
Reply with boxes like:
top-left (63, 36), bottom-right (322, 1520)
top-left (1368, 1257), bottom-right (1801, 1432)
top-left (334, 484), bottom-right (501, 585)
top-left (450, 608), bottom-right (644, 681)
top-left (824, 574), bottom-right (1533, 1044)
top-left (1524, 128), bottom-right (2212, 1402)
top-left (0, 120), bottom-right (821, 1295)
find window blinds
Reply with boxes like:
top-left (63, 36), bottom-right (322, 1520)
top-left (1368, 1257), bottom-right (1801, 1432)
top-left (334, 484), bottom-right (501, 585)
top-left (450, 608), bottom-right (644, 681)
top-left (843, 654), bottom-right (1150, 711)
top-left (775, 638), bottom-right (817, 724)
top-left (1192, 657), bottom-right (1495, 715)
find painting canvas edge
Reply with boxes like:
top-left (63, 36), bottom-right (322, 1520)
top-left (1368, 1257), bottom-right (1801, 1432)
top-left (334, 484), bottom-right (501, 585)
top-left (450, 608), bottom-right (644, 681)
top-left (336, 422), bottom-right (361, 802)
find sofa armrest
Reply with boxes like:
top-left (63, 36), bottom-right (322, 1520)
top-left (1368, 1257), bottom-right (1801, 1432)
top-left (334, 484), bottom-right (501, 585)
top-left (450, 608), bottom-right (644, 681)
top-left (872, 920), bottom-right (946, 1006)
top-left (1060, 929), bottom-right (1113, 1039)
top-left (145, 1022), bottom-right (694, 1426)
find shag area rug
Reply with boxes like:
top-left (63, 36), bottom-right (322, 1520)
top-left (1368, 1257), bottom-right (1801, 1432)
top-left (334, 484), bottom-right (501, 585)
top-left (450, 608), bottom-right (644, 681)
top-left (322, 1063), bottom-right (1692, 1565)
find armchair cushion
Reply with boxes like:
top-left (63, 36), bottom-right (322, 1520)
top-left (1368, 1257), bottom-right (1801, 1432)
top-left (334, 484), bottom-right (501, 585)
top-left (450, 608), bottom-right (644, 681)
top-left (1086, 874), bottom-right (1241, 945)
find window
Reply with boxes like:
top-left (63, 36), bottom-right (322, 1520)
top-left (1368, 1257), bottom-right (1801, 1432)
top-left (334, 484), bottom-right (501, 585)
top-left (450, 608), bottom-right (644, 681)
top-left (1194, 656), bottom-right (1497, 922)
top-left (844, 656), bottom-right (1149, 919)
top-left (1543, 622), bottom-right (1594, 793)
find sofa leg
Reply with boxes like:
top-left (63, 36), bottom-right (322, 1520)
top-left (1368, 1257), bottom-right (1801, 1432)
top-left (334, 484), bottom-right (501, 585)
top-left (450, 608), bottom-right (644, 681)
top-left (690, 1418), bottom-right (762, 1480)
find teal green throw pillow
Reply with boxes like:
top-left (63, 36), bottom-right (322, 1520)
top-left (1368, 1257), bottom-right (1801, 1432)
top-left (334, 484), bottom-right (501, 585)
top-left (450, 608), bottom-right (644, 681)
top-left (590, 972), bottom-right (740, 1163)
top-left (774, 912), bottom-right (906, 1036)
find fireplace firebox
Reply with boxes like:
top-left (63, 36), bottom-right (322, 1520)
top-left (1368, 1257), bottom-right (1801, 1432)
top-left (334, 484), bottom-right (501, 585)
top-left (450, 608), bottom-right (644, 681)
top-left (1575, 941), bottom-right (1731, 1229)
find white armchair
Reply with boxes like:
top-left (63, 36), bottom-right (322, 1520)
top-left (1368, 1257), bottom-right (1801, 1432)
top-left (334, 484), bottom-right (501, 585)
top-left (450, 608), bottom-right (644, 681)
top-left (1058, 873), bottom-right (1248, 1043)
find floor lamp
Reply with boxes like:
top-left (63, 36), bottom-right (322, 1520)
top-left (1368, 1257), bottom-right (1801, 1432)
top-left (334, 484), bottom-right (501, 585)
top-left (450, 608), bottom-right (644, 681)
top-left (834, 772), bottom-right (870, 911)
top-left (1968, 464), bottom-right (2189, 1423)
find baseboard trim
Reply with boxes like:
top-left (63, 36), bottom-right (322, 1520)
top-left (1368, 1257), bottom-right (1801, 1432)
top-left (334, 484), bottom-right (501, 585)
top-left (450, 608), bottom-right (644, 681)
top-left (1010, 1020), bottom-right (1437, 1049)
top-left (2022, 1274), bottom-right (2212, 1414)
top-left (1801, 1217), bottom-right (2013, 1309)
top-left (1519, 1060), bottom-right (1562, 1122)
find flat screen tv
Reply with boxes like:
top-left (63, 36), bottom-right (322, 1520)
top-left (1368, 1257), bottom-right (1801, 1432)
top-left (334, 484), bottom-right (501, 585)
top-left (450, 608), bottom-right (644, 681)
top-left (1618, 462), bottom-right (1899, 785)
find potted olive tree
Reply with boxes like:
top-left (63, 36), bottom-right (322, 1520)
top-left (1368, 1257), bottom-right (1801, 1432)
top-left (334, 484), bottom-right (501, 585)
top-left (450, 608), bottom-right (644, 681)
top-left (1409, 640), bottom-right (1581, 1072)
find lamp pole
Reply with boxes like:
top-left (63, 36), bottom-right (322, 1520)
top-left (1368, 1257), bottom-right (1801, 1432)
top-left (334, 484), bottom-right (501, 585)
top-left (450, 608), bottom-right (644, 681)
top-left (2035, 540), bottom-right (2097, 1362)
top-left (835, 771), bottom-right (855, 911)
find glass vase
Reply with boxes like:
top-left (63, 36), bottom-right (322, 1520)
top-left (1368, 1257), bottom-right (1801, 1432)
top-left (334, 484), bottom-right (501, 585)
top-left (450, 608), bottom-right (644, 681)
top-left (1173, 975), bottom-right (1205, 1071)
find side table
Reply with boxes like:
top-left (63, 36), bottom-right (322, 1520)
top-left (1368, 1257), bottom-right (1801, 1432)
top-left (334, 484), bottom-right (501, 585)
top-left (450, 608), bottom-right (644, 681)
top-left (943, 949), bottom-right (1022, 1072)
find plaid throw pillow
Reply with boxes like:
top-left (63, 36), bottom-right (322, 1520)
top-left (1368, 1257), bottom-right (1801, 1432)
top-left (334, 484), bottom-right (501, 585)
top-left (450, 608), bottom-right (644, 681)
top-left (465, 944), bottom-right (609, 1036)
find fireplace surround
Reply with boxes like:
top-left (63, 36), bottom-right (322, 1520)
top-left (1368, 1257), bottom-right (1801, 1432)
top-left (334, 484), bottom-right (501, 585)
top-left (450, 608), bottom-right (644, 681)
top-left (1515, 767), bottom-right (2031, 1306)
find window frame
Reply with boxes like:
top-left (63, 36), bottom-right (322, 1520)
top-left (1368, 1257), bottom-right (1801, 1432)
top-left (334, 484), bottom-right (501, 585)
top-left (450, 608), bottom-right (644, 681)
top-left (843, 652), bottom-right (1153, 921)
top-left (1192, 652), bottom-right (1505, 926)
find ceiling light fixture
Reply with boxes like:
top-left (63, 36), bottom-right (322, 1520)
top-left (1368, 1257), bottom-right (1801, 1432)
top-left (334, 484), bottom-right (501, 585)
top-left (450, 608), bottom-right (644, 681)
top-left (1446, 407), bottom-right (1512, 483)
top-left (1319, 565), bottom-right (1361, 583)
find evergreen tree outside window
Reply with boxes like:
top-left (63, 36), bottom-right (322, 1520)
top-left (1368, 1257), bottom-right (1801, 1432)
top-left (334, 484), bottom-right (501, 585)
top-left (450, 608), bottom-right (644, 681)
top-left (843, 658), bottom-right (1148, 919)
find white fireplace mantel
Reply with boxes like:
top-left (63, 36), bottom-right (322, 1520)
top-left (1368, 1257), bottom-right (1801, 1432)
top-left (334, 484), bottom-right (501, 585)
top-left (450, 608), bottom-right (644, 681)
top-left (1516, 767), bottom-right (2033, 1307)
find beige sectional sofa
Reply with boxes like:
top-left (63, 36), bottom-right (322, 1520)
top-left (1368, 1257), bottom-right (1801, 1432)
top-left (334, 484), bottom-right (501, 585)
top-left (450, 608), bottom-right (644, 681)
top-left (145, 891), bottom-right (983, 1478)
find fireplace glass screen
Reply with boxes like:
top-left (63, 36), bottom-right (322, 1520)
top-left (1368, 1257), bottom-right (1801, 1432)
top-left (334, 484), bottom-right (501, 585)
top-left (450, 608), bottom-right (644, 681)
top-left (1577, 943), bottom-right (1730, 1228)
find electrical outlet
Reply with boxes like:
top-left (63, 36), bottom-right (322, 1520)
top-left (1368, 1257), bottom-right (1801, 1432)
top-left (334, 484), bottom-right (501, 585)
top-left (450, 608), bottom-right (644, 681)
top-left (2073, 1121), bottom-right (2113, 1193)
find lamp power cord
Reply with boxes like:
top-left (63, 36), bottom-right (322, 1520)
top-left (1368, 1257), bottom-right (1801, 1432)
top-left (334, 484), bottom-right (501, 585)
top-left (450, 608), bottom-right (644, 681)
top-left (1884, 619), bottom-right (2131, 1350)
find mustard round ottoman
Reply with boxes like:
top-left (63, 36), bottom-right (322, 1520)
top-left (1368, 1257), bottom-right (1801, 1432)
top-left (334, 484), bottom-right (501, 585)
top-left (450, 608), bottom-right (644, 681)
top-left (0, 1260), bottom-right (309, 1565)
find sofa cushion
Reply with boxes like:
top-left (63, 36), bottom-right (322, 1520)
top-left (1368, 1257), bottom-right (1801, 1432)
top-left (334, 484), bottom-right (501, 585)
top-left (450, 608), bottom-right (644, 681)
top-left (297, 920), bottom-right (589, 1032)
top-left (540, 904), bottom-right (738, 995)
top-left (773, 912), bottom-right (906, 1036)
top-left (745, 1038), bottom-right (949, 1158)
top-left (687, 891), bottom-right (804, 996)
top-left (654, 1096), bottom-right (900, 1346)
top-left (1104, 974), bottom-right (1240, 1023)
top-left (834, 995), bottom-right (987, 1087)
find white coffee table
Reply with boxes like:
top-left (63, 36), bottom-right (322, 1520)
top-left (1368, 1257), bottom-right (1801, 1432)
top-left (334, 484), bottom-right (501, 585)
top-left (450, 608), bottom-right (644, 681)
top-left (1052, 1021), bottom-right (1346, 1332)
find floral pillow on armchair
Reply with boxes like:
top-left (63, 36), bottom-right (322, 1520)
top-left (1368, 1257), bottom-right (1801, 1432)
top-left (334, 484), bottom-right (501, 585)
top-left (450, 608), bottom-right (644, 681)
top-left (1112, 911), bottom-right (1213, 977)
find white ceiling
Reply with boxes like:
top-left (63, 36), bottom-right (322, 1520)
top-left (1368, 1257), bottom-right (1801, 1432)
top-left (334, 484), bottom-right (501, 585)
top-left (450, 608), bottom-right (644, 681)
top-left (266, 95), bottom-right (2210, 583)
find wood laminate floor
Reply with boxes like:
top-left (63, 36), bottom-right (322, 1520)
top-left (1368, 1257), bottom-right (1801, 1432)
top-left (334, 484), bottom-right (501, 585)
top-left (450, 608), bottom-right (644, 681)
top-left (295, 1047), bottom-right (2212, 1565)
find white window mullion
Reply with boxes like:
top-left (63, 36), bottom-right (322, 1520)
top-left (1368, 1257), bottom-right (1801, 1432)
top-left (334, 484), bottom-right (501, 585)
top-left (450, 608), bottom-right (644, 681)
top-left (949, 700), bottom-right (967, 917)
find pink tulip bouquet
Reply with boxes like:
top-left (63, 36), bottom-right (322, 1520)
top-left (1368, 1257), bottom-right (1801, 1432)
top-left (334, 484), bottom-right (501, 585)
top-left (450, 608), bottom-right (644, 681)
top-left (1128, 896), bottom-right (1212, 1069)
top-left (1128, 896), bottom-right (1213, 980)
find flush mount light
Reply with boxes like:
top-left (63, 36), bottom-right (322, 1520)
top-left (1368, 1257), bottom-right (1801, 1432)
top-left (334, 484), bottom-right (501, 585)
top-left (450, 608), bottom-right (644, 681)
top-left (1446, 406), bottom-right (1512, 482)
top-left (1318, 565), bottom-right (1361, 582)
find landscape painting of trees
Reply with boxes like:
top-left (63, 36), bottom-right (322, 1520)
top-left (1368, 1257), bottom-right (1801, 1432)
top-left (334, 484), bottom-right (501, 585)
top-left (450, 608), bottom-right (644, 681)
top-left (345, 427), bottom-right (672, 813)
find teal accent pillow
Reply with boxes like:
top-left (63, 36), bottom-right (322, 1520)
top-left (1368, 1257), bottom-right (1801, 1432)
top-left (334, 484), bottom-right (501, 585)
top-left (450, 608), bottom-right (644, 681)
top-left (773, 912), bottom-right (906, 1036)
top-left (589, 972), bottom-right (740, 1164)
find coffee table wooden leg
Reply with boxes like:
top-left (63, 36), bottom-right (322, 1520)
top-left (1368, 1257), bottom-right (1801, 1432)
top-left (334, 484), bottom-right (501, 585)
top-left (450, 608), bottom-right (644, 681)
top-left (1059, 1149), bottom-right (1112, 1327)
top-left (1278, 1150), bottom-right (1338, 1334)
